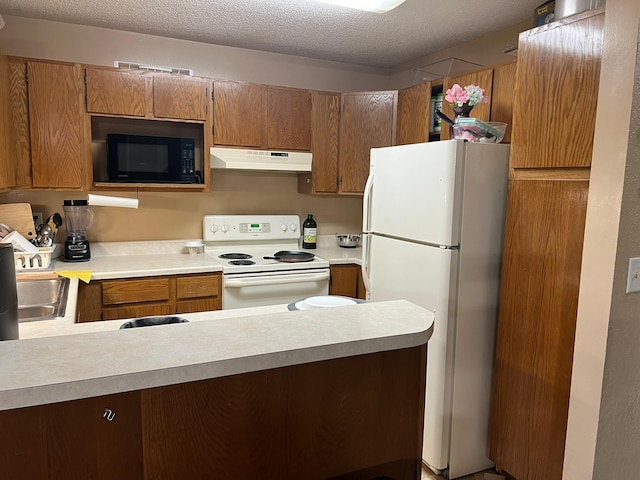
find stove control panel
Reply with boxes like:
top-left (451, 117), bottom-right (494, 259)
top-left (203, 215), bottom-right (301, 242)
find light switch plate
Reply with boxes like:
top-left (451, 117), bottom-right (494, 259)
top-left (626, 257), bottom-right (640, 293)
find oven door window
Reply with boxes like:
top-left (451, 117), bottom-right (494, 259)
top-left (223, 269), bottom-right (330, 310)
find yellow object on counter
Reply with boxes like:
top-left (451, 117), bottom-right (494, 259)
top-left (55, 270), bottom-right (92, 283)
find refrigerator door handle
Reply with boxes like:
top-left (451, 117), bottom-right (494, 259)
top-left (361, 233), bottom-right (371, 298)
top-left (362, 170), bottom-right (374, 234)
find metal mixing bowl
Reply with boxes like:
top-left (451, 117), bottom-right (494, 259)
top-left (336, 234), bottom-right (361, 248)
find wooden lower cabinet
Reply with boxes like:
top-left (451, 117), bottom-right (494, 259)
top-left (330, 264), bottom-right (366, 300)
top-left (77, 272), bottom-right (222, 322)
top-left (0, 346), bottom-right (426, 480)
top-left (489, 178), bottom-right (589, 480)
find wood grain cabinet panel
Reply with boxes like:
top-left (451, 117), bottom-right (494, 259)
top-left (153, 75), bottom-right (209, 121)
top-left (213, 80), bottom-right (267, 148)
top-left (27, 61), bottom-right (88, 188)
top-left (339, 91), bottom-right (397, 194)
top-left (397, 81), bottom-right (432, 145)
top-left (489, 61), bottom-right (517, 144)
top-left (102, 277), bottom-right (171, 305)
top-left (510, 12), bottom-right (604, 169)
top-left (7, 60), bottom-right (31, 187)
top-left (267, 86), bottom-right (311, 151)
top-left (489, 179), bottom-right (589, 480)
top-left (176, 274), bottom-right (220, 299)
top-left (0, 391), bottom-right (143, 480)
top-left (298, 91), bottom-right (340, 194)
top-left (86, 67), bottom-right (150, 117)
top-left (77, 273), bottom-right (222, 322)
top-left (440, 67), bottom-right (494, 141)
top-left (330, 264), bottom-right (359, 298)
top-left (0, 54), bottom-right (15, 190)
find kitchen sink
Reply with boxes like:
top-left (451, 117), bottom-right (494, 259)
top-left (16, 277), bottom-right (70, 322)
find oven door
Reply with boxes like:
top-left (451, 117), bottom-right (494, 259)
top-left (223, 268), bottom-right (330, 310)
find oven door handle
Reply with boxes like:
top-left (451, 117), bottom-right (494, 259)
top-left (225, 271), bottom-right (330, 288)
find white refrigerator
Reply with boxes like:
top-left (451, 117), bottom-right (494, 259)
top-left (361, 140), bottom-right (509, 479)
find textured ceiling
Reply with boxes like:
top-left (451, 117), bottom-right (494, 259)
top-left (0, 0), bottom-right (542, 68)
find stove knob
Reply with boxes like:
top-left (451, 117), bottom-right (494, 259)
top-left (281, 223), bottom-right (288, 232)
top-left (290, 223), bottom-right (297, 232)
top-left (221, 223), bottom-right (229, 233)
top-left (209, 223), bottom-right (219, 234)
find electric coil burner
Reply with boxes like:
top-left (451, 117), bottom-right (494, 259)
top-left (203, 215), bottom-right (330, 310)
top-left (219, 253), bottom-right (253, 260)
top-left (229, 260), bottom-right (255, 266)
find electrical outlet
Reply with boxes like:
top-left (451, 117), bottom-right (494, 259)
top-left (626, 258), bottom-right (640, 293)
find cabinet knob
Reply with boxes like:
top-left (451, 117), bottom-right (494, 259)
top-left (103, 408), bottom-right (116, 422)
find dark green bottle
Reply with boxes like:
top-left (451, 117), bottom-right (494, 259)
top-left (302, 214), bottom-right (317, 249)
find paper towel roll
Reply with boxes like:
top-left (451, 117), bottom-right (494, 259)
top-left (87, 194), bottom-right (139, 209)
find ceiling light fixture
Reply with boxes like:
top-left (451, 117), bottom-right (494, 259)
top-left (313, 0), bottom-right (406, 13)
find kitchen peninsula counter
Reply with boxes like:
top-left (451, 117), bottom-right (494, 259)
top-left (3, 300), bottom-right (433, 412)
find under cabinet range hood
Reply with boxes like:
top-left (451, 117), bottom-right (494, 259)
top-left (210, 147), bottom-right (312, 172)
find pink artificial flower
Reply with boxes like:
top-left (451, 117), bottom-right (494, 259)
top-left (445, 84), bottom-right (468, 107)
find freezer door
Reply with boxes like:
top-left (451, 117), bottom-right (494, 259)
top-left (368, 234), bottom-right (458, 471)
top-left (369, 140), bottom-right (464, 246)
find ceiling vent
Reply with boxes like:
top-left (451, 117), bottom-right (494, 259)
top-left (113, 61), bottom-right (193, 76)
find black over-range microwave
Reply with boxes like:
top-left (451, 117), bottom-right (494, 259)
top-left (106, 134), bottom-right (199, 183)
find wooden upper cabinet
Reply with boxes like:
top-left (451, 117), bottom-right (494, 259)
top-left (0, 54), bottom-right (16, 190)
top-left (267, 86), bottom-right (312, 151)
top-left (510, 12), bottom-right (604, 168)
top-left (300, 91), bottom-right (340, 194)
top-left (397, 81), bottom-right (431, 145)
top-left (213, 80), bottom-right (267, 148)
top-left (153, 75), bottom-right (209, 121)
top-left (440, 67), bottom-right (494, 141)
top-left (8, 60), bottom-right (31, 188)
top-left (339, 91), bottom-right (397, 194)
top-left (86, 68), bottom-right (150, 117)
top-left (27, 61), bottom-right (88, 188)
top-left (489, 61), bottom-right (517, 144)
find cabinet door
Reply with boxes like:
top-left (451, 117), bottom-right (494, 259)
top-left (267, 86), bottom-right (311, 150)
top-left (102, 277), bottom-right (171, 305)
top-left (510, 13), bottom-right (604, 168)
top-left (489, 61), bottom-right (517, 144)
top-left (489, 178), bottom-right (589, 480)
top-left (330, 264), bottom-right (359, 297)
top-left (0, 55), bottom-right (15, 189)
top-left (27, 61), bottom-right (88, 188)
top-left (0, 391), bottom-right (143, 479)
top-left (8, 60), bottom-right (31, 187)
top-left (153, 75), bottom-right (209, 121)
top-left (339, 91), bottom-right (397, 194)
top-left (300, 91), bottom-right (340, 194)
top-left (86, 67), bottom-right (150, 117)
top-left (440, 68), bottom-right (494, 141)
top-left (213, 80), bottom-right (267, 148)
top-left (397, 81), bottom-right (431, 145)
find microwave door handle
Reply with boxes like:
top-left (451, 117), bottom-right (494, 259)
top-left (225, 271), bottom-right (330, 288)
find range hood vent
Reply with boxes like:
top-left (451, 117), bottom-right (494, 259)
top-left (210, 147), bottom-right (312, 172)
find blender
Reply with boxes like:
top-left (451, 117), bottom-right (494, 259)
top-left (63, 199), bottom-right (94, 262)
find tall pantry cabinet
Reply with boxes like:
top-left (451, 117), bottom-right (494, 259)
top-left (488, 8), bottom-right (604, 480)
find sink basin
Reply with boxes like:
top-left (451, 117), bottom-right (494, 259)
top-left (16, 277), bottom-right (70, 322)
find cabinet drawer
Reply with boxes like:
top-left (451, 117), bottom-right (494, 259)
top-left (176, 275), bottom-right (220, 299)
top-left (103, 304), bottom-right (173, 321)
top-left (103, 278), bottom-right (170, 305)
top-left (176, 298), bottom-right (221, 314)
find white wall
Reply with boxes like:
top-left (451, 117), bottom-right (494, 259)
top-left (0, 15), bottom-right (389, 92)
top-left (564, 1), bottom-right (640, 478)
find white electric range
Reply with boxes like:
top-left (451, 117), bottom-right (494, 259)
top-left (203, 215), bottom-right (330, 309)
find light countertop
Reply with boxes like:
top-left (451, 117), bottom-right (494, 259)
top-left (3, 299), bottom-right (434, 412)
top-left (50, 238), bottom-right (362, 280)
